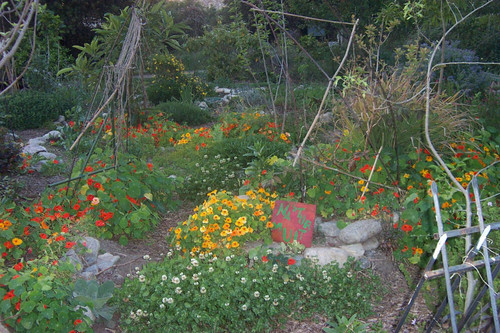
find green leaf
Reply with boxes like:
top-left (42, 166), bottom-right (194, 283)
top-left (119, 235), bottom-right (128, 246)
top-left (401, 209), bottom-right (419, 222)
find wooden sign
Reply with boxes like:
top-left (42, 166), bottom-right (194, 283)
top-left (271, 200), bottom-right (316, 248)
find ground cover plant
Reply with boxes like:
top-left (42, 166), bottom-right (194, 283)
top-left (116, 251), bottom-right (378, 332)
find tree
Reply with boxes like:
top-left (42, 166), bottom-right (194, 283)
top-left (0, 0), bottom-right (39, 95)
top-left (41, 0), bottom-right (133, 56)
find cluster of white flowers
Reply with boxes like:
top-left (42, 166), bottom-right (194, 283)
top-left (272, 264), bottom-right (278, 273)
top-left (162, 274), bottom-right (168, 281)
top-left (240, 277), bottom-right (247, 284)
top-left (200, 287), bottom-right (207, 294)
top-left (192, 273), bottom-right (199, 281)
top-left (139, 275), bottom-right (146, 283)
top-left (162, 297), bottom-right (174, 304)
top-left (172, 276), bottom-right (180, 284)
top-left (175, 287), bottom-right (182, 294)
top-left (143, 254), bottom-right (151, 261)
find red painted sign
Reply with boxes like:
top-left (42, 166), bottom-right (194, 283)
top-left (271, 200), bottom-right (316, 248)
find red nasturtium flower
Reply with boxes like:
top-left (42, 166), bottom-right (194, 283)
top-left (13, 262), bottom-right (23, 271)
top-left (74, 319), bottom-right (82, 326)
top-left (95, 220), bottom-right (105, 227)
top-left (393, 192), bottom-right (400, 198)
top-left (401, 245), bottom-right (409, 252)
top-left (55, 235), bottom-right (65, 242)
top-left (3, 290), bottom-right (15, 300)
top-left (401, 224), bottom-right (413, 233)
top-left (40, 233), bottom-right (47, 239)
top-left (15, 299), bottom-right (21, 311)
top-left (4, 241), bottom-right (13, 249)
top-left (73, 204), bottom-right (81, 211)
top-left (147, 163), bottom-right (153, 171)
top-left (287, 258), bottom-right (296, 265)
top-left (65, 242), bottom-right (75, 249)
top-left (262, 256), bottom-right (268, 263)
top-left (261, 170), bottom-right (267, 175)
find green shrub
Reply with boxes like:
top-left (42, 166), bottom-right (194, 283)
top-left (154, 102), bottom-right (212, 126)
top-left (0, 87), bottom-right (83, 130)
top-left (146, 53), bottom-right (208, 104)
top-left (116, 253), bottom-right (378, 332)
top-left (0, 258), bottom-right (93, 332)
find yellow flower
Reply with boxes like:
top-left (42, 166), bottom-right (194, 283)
top-left (325, 190), bottom-right (332, 195)
top-left (231, 241), bottom-right (239, 248)
top-left (403, 173), bottom-right (410, 178)
top-left (200, 226), bottom-right (207, 233)
top-left (455, 177), bottom-right (463, 182)
top-left (12, 238), bottom-right (23, 246)
top-left (358, 179), bottom-right (365, 185)
top-left (224, 217), bottom-right (232, 224)
top-left (213, 215), bottom-right (220, 220)
top-left (174, 228), bottom-right (182, 234)
top-left (426, 155), bottom-right (433, 162)
top-left (259, 215), bottom-right (267, 221)
top-left (221, 209), bottom-right (229, 216)
top-left (280, 133), bottom-right (288, 141)
top-left (266, 222), bottom-right (274, 228)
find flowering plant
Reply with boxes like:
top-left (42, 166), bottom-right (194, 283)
top-left (116, 251), bottom-right (378, 332)
top-left (170, 188), bottom-right (277, 256)
top-left (0, 257), bottom-right (91, 332)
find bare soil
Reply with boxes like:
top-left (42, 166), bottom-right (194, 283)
top-left (9, 129), bottom-right (438, 333)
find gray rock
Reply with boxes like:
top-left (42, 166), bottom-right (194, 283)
top-left (358, 256), bottom-right (372, 269)
top-left (198, 101), bottom-right (208, 109)
top-left (362, 237), bottom-right (380, 251)
top-left (314, 217), bottom-right (322, 232)
top-left (28, 137), bottom-right (46, 146)
top-left (84, 264), bottom-right (99, 274)
top-left (318, 221), bottom-right (340, 238)
top-left (303, 247), bottom-right (349, 267)
top-left (338, 219), bottom-right (382, 245)
top-left (339, 243), bottom-right (365, 259)
top-left (22, 144), bottom-right (47, 155)
top-left (38, 152), bottom-right (57, 160)
top-left (81, 237), bottom-right (100, 265)
top-left (79, 271), bottom-right (97, 281)
top-left (32, 160), bottom-right (48, 172)
top-left (42, 130), bottom-right (62, 141)
top-left (63, 249), bottom-right (83, 271)
top-left (97, 253), bottom-right (120, 271)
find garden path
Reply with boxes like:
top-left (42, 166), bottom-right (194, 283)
top-left (12, 129), bottom-right (437, 333)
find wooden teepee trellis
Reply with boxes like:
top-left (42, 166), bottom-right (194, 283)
top-left (50, 5), bottom-right (145, 189)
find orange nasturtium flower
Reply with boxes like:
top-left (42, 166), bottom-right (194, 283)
top-left (12, 238), bottom-right (23, 246)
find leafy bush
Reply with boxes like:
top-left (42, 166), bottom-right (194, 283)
top-left (0, 258), bottom-right (92, 332)
top-left (146, 53), bottom-right (208, 104)
top-left (192, 21), bottom-right (262, 81)
top-left (0, 87), bottom-right (84, 130)
top-left (116, 253), bottom-right (378, 332)
top-left (170, 189), bottom-right (276, 256)
top-left (153, 102), bottom-right (212, 126)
